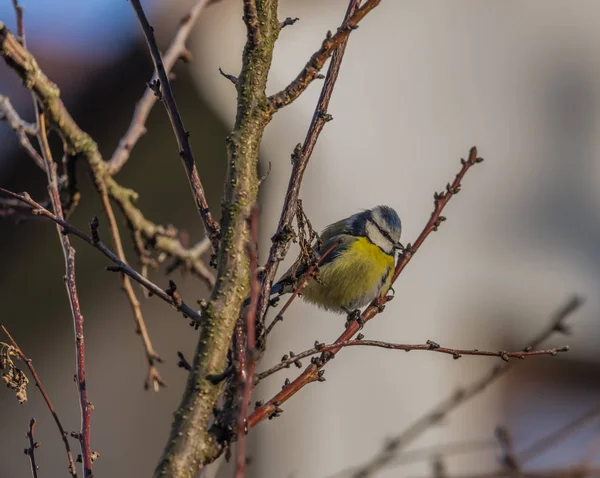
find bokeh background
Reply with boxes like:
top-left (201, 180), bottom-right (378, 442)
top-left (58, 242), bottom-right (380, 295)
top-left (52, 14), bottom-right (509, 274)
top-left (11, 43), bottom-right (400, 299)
top-left (1, 1), bottom-right (599, 477)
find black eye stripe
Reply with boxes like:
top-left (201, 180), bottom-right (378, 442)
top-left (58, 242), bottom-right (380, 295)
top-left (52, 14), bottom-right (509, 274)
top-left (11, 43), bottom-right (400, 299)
top-left (371, 220), bottom-right (394, 244)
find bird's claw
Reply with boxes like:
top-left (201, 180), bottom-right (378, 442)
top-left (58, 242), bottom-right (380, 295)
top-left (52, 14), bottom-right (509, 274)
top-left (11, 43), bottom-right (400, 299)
top-left (345, 309), bottom-right (364, 329)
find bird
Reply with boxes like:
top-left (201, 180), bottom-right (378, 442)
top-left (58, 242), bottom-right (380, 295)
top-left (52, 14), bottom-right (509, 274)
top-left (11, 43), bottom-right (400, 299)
top-left (269, 205), bottom-right (403, 324)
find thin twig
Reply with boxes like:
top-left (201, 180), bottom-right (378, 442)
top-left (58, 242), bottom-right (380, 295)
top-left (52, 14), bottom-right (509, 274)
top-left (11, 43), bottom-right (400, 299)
top-left (0, 324), bottom-right (77, 477)
top-left (234, 208), bottom-right (260, 478)
top-left (107, 0), bottom-right (213, 175)
top-left (256, 0), bottom-right (366, 349)
top-left (249, 147), bottom-right (484, 429)
top-left (0, 95), bottom-right (43, 169)
top-left (344, 295), bottom-right (584, 478)
top-left (266, 0), bottom-right (381, 111)
top-left (0, 188), bottom-right (202, 325)
top-left (0, 21), bottom-right (215, 287)
top-left (496, 426), bottom-right (523, 475)
top-left (25, 418), bottom-right (39, 478)
top-left (37, 112), bottom-right (94, 477)
top-left (255, 341), bottom-right (568, 383)
top-left (93, 178), bottom-right (165, 391)
top-left (129, 0), bottom-right (220, 253)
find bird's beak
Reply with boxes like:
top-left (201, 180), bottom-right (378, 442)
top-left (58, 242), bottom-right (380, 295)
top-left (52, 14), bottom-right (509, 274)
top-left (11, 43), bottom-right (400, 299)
top-left (394, 242), bottom-right (405, 252)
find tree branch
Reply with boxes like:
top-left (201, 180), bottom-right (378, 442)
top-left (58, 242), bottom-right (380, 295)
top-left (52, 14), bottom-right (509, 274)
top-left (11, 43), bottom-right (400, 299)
top-left (1, 324), bottom-right (78, 477)
top-left (0, 95), bottom-right (43, 169)
top-left (342, 295), bottom-right (583, 478)
top-left (256, 0), bottom-right (367, 348)
top-left (248, 147), bottom-right (484, 429)
top-left (0, 188), bottom-right (202, 325)
top-left (37, 111), bottom-right (94, 477)
top-left (0, 21), bottom-right (216, 288)
top-left (25, 418), bottom-right (39, 478)
top-left (266, 0), bottom-right (381, 111)
top-left (107, 0), bottom-right (213, 175)
top-left (154, 0), bottom-right (280, 475)
top-left (255, 340), bottom-right (569, 383)
top-left (129, 0), bottom-right (221, 254)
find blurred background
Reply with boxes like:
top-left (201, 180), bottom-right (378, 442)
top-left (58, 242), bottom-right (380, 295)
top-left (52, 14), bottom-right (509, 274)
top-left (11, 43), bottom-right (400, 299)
top-left (1, 0), bottom-right (600, 477)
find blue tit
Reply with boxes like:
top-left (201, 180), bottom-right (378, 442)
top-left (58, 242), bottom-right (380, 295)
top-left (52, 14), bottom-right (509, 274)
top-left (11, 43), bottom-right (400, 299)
top-left (270, 205), bottom-right (403, 317)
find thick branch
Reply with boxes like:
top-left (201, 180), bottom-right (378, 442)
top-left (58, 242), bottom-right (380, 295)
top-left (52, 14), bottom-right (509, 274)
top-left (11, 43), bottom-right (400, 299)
top-left (129, 0), bottom-right (220, 253)
top-left (154, 1), bottom-right (280, 475)
top-left (266, 0), bottom-right (381, 111)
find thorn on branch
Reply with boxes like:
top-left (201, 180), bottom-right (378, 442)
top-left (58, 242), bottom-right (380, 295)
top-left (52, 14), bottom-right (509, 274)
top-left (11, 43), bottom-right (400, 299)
top-left (218, 67), bottom-right (238, 85)
top-left (279, 16), bottom-right (299, 30)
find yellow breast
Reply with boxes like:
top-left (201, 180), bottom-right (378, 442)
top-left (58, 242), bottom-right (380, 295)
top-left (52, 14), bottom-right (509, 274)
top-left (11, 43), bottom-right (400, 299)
top-left (301, 237), bottom-right (395, 313)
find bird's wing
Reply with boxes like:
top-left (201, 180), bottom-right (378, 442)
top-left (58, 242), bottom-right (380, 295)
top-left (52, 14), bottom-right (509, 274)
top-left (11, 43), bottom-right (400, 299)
top-left (271, 233), bottom-right (354, 296)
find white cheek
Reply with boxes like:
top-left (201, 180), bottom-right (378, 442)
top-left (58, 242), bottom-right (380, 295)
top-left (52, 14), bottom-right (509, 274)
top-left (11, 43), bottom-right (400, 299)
top-left (366, 222), bottom-right (394, 254)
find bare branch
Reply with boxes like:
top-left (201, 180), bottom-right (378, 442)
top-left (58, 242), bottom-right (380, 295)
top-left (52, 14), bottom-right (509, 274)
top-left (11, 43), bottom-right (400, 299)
top-left (36, 111), bottom-right (94, 477)
top-left (342, 295), bottom-right (583, 478)
top-left (0, 188), bottom-right (202, 326)
top-left (279, 17), bottom-right (299, 30)
top-left (234, 208), bottom-right (260, 478)
top-left (256, 0), bottom-right (366, 349)
top-left (249, 147), bottom-right (484, 429)
top-left (267, 0), bottom-right (381, 111)
top-left (24, 418), bottom-right (39, 478)
top-left (256, 340), bottom-right (569, 383)
top-left (0, 95), bottom-right (43, 169)
top-left (1, 324), bottom-right (77, 477)
top-left (107, 0), bottom-right (213, 174)
top-left (129, 0), bottom-right (221, 253)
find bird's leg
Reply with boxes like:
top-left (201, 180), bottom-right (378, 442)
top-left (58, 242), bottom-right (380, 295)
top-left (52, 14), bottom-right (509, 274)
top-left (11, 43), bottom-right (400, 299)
top-left (343, 307), bottom-right (364, 329)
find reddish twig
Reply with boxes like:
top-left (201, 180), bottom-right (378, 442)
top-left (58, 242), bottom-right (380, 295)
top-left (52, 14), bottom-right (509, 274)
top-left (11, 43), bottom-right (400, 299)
top-left (37, 112), bottom-right (93, 477)
top-left (129, 0), bottom-right (220, 254)
top-left (25, 418), bottom-right (39, 478)
top-left (107, 0), bottom-right (213, 175)
top-left (256, 0), bottom-right (366, 347)
top-left (0, 187), bottom-right (202, 325)
top-left (0, 324), bottom-right (77, 477)
top-left (249, 147), bottom-right (483, 429)
top-left (264, 239), bottom-right (343, 336)
top-left (256, 341), bottom-right (568, 383)
top-left (343, 295), bottom-right (583, 478)
top-left (234, 208), bottom-right (260, 478)
top-left (266, 0), bottom-right (381, 111)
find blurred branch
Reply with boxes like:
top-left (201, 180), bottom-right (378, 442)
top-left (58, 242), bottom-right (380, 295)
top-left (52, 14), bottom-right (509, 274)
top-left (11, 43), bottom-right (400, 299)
top-left (248, 147), bottom-right (484, 429)
top-left (37, 111), bottom-right (94, 478)
top-left (0, 95), bottom-right (43, 169)
top-left (256, 0), bottom-right (366, 349)
top-left (154, 0), bottom-right (280, 474)
top-left (0, 188), bottom-right (202, 325)
top-left (107, 0), bottom-right (213, 175)
top-left (341, 295), bottom-right (583, 478)
top-left (256, 341), bottom-right (569, 383)
top-left (266, 0), bottom-right (381, 111)
top-left (0, 324), bottom-right (77, 477)
top-left (25, 418), bottom-right (39, 478)
top-left (0, 21), bottom-right (216, 286)
top-left (129, 0), bottom-right (221, 254)
top-left (234, 208), bottom-right (260, 478)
